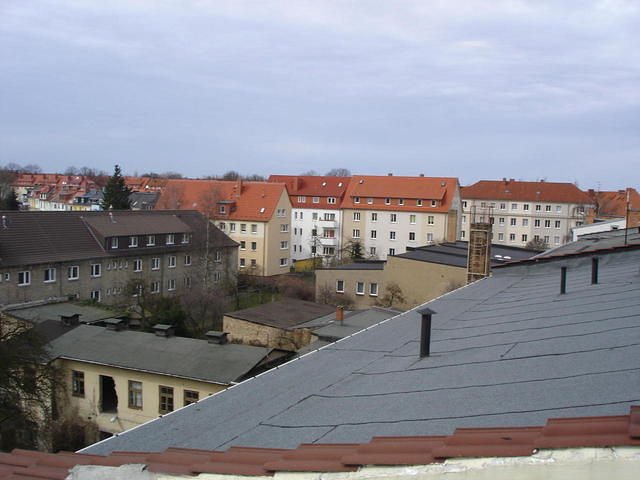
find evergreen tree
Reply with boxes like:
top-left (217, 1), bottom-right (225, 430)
top-left (101, 165), bottom-right (131, 210)
top-left (0, 189), bottom-right (20, 210)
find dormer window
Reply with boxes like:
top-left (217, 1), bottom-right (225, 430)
top-left (327, 197), bottom-right (336, 204)
top-left (431, 200), bottom-right (437, 207)
top-left (111, 237), bottom-right (119, 249)
top-left (298, 196), bottom-right (306, 203)
top-left (354, 196), bottom-right (360, 204)
top-left (417, 199), bottom-right (423, 206)
top-left (385, 198), bottom-right (391, 205)
top-left (182, 232), bottom-right (191, 244)
top-left (312, 197), bottom-right (320, 203)
top-left (219, 205), bottom-right (226, 214)
top-left (147, 235), bottom-right (155, 246)
top-left (166, 234), bottom-right (175, 245)
top-left (398, 199), bottom-right (404, 205)
top-left (129, 236), bottom-right (138, 248)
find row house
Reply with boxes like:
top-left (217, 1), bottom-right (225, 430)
top-left (268, 175), bottom-right (351, 264)
top-left (0, 210), bottom-right (237, 306)
top-left (155, 179), bottom-right (292, 276)
top-left (12, 174), bottom-right (101, 211)
top-left (341, 175), bottom-right (461, 259)
top-left (461, 179), bottom-right (594, 248)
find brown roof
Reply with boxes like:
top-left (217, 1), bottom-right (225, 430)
top-left (225, 299), bottom-right (335, 330)
top-left (342, 176), bottom-right (459, 213)
top-left (1, 406), bottom-right (638, 478)
top-left (588, 187), bottom-right (640, 217)
top-left (155, 179), bottom-right (288, 222)
top-left (0, 210), bottom-right (235, 268)
top-left (462, 179), bottom-right (593, 204)
top-left (268, 175), bottom-right (351, 210)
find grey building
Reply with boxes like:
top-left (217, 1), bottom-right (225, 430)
top-left (0, 210), bottom-right (238, 306)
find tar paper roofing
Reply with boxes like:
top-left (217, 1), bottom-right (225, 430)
top-left (225, 299), bottom-right (336, 330)
top-left (48, 325), bottom-right (270, 385)
top-left (2, 301), bottom-right (118, 325)
top-left (85, 246), bottom-right (640, 455)
top-left (156, 179), bottom-right (288, 221)
top-left (461, 179), bottom-right (593, 204)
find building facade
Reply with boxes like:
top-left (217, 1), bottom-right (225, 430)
top-left (268, 175), bottom-right (351, 264)
top-left (340, 175), bottom-right (461, 260)
top-left (0, 210), bottom-right (237, 306)
top-left (461, 179), bottom-right (594, 248)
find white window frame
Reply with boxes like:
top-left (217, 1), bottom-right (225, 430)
top-left (353, 212), bottom-right (361, 221)
top-left (356, 281), bottom-right (365, 295)
top-left (129, 236), bottom-right (138, 248)
top-left (90, 290), bottom-right (101, 302)
top-left (90, 264), bottom-right (101, 278)
top-left (369, 283), bottom-right (378, 296)
top-left (352, 229), bottom-right (360, 239)
top-left (147, 235), bottom-right (156, 246)
top-left (390, 213), bottom-right (397, 223)
top-left (151, 257), bottom-right (160, 270)
top-left (279, 257), bottom-right (288, 267)
top-left (184, 255), bottom-right (192, 266)
top-left (111, 237), bottom-right (119, 249)
top-left (336, 280), bottom-right (344, 293)
top-left (44, 267), bottom-right (56, 283)
top-left (327, 197), bottom-right (336, 204)
top-left (168, 256), bottom-right (177, 268)
top-left (18, 271), bottom-right (31, 286)
top-left (167, 279), bottom-right (176, 291)
top-left (428, 216), bottom-right (434, 225)
top-left (298, 196), bottom-right (306, 203)
top-left (68, 265), bottom-right (79, 280)
top-left (280, 241), bottom-right (288, 250)
top-left (166, 234), bottom-right (175, 245)
top-left (133, 259), bottom-right (142, 272)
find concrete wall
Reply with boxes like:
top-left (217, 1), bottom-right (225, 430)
top-left (57, 359), bottom-right (226, 437)
top-left (223, 316), bottom-right (314, 351)
top-left (315, 268), bottom-right (384, 309)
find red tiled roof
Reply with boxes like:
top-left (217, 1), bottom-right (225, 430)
top-left (588, 188), bottom-right (640, 217)
top-left (462, 179), bottom-right (593, 204)
top-left (268, 175), bottom-right (351, 210)
top-left (2, 406), bottom-right (638, 479)
top-left (342, 176), bottom-right (459, 213)
top-left (155, 179), bottom-right (288, 221)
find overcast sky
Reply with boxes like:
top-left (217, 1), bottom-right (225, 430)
top-left (1, 1), bottom-right (638, 189)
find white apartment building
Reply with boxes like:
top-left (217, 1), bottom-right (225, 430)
top-left (340, 175), bottom-right (461, 260)
top-left (461, 179), bottom-right (594, 249)
top-left (268, 175), bottom-right (350, 264)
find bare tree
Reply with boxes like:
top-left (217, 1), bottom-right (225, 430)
top-left (300, 169), bottom-right (318, 176)
top-left (325, 168), bottom-right (351, 177)
top-left (377, 282), bottom-right (406, 308)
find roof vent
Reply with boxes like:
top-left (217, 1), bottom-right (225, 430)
top-left (338, 182), bottom-right (343, 187)
top-left (153, 324), bottom-right (175, 337)
top-left (104, 317), bottom-right (127, 331)
top-left (387, 173), bottom-right (393, 176)
top-left (441, 181), bottom-right (446, 187)
top-left (206, 330), bottom-right (228, 344)
top-left (418, 307), bottom-right (435, 357)
top-left (60, 314), bottom-right (80, 327)
top-left (259, 207), bottom-right (265, 213)
top-left (322, 182), bottom-right (327, 187)
top-left (359, 179), bottom-right (364, 184)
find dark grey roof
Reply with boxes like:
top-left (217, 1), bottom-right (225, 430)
top-left (49, 325), bottom-right (270, 385)
top-left (82, 247), bottom-right (640, 455)
top-left (534, 227), bottom-right (640, 259)
top-left (225, 299), bottom-right (335, 330)
top-left (319, 262), bottom-right (386, 271)
top-left (397, 241), bottom-right (538, 268)
top-left (128, 191), bottom-right (159, 210)
top-left (3, 301), bottom-right (119, 325)
top-left (0, 210), bottom-right (235, 268)
top-left (310, 307), bottom-right (400, 342)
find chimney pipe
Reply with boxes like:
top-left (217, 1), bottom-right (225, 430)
top-left (336, 306), bottom-right (344, 323)
top-left (387, 173), bottom-right (393, 176)
top-left (591, 257), bottom-right (599, 284)
top-left (206, 330), bottom-right (228, 344)
top-left (560, 267), bottom-right (567, 294)
top-left (153, 324), bottom-right (175, 337)
top-left (418, 307), bottom-right (435, 357)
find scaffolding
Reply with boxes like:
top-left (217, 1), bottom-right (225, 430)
top-left (467, 205), bottom-right (493, 283)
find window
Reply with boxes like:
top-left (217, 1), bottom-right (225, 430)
top-left (522, 219), bottom-right (529, 226)
top-left (312, 212), bottom-right (318, 220)
top-left (324, 213), bottom-right (336, 221)
top-left (129, 236), bottom-right (138, 248)
top-left (353, 212), bottom-right (361, 221)
top-left (554, 236), bottom-right (561, 245)
top-left (390, 213), bottom-right (397, 223)
top-left (280, 241), bottom-right (288, 249)
top-left (544, 220), bottom-right (551, 228)
top-left (389, 231), bottom-right (396, 240)
top-left (72, 371), bottom-right (84, 397)
top-left (500, 203), bottom-right (506, 210)
top-left (426, 233), bottom-right (433, 242)
top-left (409, 232), bottom-right (416, 241)
top-left (250, 259), bottom-right (257, 268)
top-left (298, 196), bottom-right (306, 203)
top-left (389, 248), bottom-right (396, 255)
top-left (367, 198), bottom-right (373, 204)
top-left (322, 247), bottom-right (335, 255)
top-left (398, 198), bottom-right (404, 205)
top-left (356, 281), bottom-right (365, 295)
top-left (371, 212), bottom-right (378, 222)
top-left (280, 258), bottom-right (288, 267)
top-left (369, 283), bottom-right (378, 296)
top-left (555, 220), bottom-right (561, 229)
top-left (427, 216), bottom-right (434, 225)
top-left (239, 258), bottom-right (246, 268)
top-left (544, 235), bottom-right (550, 243)
top-left (151, 257), bottom-right (160, 270)
top-left (277, 209), bottom-right (286, 217)
top-left (213, 271), bottom-right (221, 283)
top-left (151, 281), bottom-right (160, 294)
top-left (184, 390), bottom-right (199, 406)
top-left (90, 264), bottom-right (101, 277)
top-left (499, 217), bottom-right (505, 225)
top-left (166, 234), bottom-right (175, 245)
top-left (44, 267), bottom-right (56, 283)
top-left (431, 200), bottom-right (437, 207)
top-left (184, 276), bottom-right (191, 287)
top-left (462, 215), bottom-right (467, 224)
top-left (498, 232), bottom-right (504, 241)
top-left (90, 290), bottom-right (101, 302)
top-left (251, 224), bottom-right (257, 234)
top-left (417, 199), bottom-right (423, 207)
top-left (409, 214), bottom-right (416, 224)
top-left (509, 233), bottom-right (516, 241)
top-left (240, 223), bottom-right (247, 233)
top-left (184, 255), bottom-right (191, 266)
top-left (168, 256), bottom-right (176, 268)
top-left (522, 234), bottom-right (528, 242)
top-left (510, 218), bottom-right (517, 226)
top-left (159, 386), bottom-right (174, 414)
top-left (240, 241), bottom-right (246, 250)
top-left (534, 219), bottom-right (541, 227)
top-left (111, 237), bottom-right (119, 249)
top-left (167, 279), bottom-right (176, 291)
top-left (215, 251), bottom-right (222, 262)
top-left (182, 233), bottom-right (191, 243)
top-left (219, 205), bottom-right (226, 214)
top-left (545, 205), bottom-right (552, 212)
top-left (133, 259), bottom-right (142, 272)
top-left (556, 205), bottom-right (562, 213)
top-left (352, 229), bottom-right (360, 238)
top-left (461, 231), bottom-right (466, 238)
top-left (535, 204), bottom-right (541, 211)
top-left (327, 197), bottom-right (336, 204)
top-left (251, 242), bottom-right (257, 251)
top-left (229, 223), bottom-right (236, 232)
top-left (336, 280), bottom-right (344, 293)
top-left (462, 200), bottom-right (467, 208)
top-left (147, 235), bottom-right (156, 246)
top-left (128, 381), bottom-right (143, 409)
top-left (354, 196), bottom-right (360, 204)
top-left (370, 230), bottom-right (377, 239)
top-left (511, 203), bottom-right (518, 210)
top-left (280, 224), bottom-right (289, 232)
top-left (385, 198), bottom-right (391, 205)
top-left (67, 265), bottom-right (79, 280)
top-left (370, 247), bottom-right (377, 255)
top-left (312, 197), bottom-right (319, 203)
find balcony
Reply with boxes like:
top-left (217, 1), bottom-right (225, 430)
top-left (320, 236), bottom-right (338, 246)
top-left (319, 218), bottom-right (338, 228)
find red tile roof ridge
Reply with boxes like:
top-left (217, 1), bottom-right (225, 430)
top-left (462, 179), bottom-right (593, 204)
